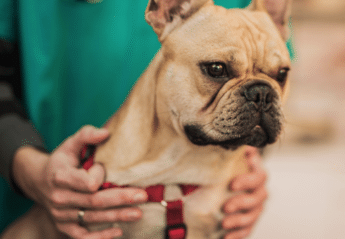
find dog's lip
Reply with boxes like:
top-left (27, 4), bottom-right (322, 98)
top-left (218, 125), bottom-right (262, 138)
top-left (184, 123), bottom-right (273, 148)
top-left (216, 124), bottom-right (269, 148)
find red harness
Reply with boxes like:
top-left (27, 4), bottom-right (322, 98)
top-left (80, 145), bottom-right (199, 239)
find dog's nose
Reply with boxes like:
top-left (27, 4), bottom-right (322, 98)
top-left (244, 84), bottom-right (273, 111)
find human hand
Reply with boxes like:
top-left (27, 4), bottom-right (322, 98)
top-left (12, 125), bottom-right (148, 239)
top-left (222, 146), bottom-right (268, 239)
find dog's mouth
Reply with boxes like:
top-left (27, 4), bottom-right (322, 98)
top-left (184, 122), bottom-right (277, 149)
top-left (184, 81), bottom-right (284, 148)
top-left (240, 124), bottom-right (269, 147)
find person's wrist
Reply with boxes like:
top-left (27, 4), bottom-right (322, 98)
top-left (12, 146), bottom-right (49, 201)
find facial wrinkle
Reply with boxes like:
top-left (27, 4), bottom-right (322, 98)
top-left (240, 24), bottom-right (254, 75)
top-left (238, 12), bottom-right (271, 72)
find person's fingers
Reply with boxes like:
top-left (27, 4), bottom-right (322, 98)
top-left (223, 226), bottom-right (253, 239)
top-left (56, 223), bottom-right (123, 239)
top-left (230, 167), bottom-right (267, 191)
top-left (60, 125), bottom-right (109, 158)
top-left (53, 163), bottom-right (105, 192)
top-left (49, 188), bottom-right (148, 209)
top-left (244, 146), bottom-right (259, 159)
top-left (223, 186), bottom-right (268, 214)
top-left (245, 146), bottom-right (261, 171)
top-left (51, 207), bottom-right (142, 223)
top-left (230, 148), bottom-right (266, 192)
top-left (222, 205), bottom-right (263, 230)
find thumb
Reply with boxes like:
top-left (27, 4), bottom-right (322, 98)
top-left (244, 146), bottom-right (261, 172)
top-left (54, 163), bottom-right (106, 192)
top-left (59, 125), bottom-right (109, 158)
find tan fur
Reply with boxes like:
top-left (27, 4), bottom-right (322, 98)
top-left (1, 1), bottom-right (291, 238)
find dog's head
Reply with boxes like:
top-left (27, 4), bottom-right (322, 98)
top-left (146, 0), bottom-right (291, 149)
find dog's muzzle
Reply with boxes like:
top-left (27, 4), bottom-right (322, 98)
top-left (185, 80), bottom-right (283, 148)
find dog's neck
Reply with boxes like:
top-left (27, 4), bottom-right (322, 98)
top-left (94, 51), bottom-right (182, 180)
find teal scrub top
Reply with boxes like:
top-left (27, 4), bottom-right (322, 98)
top-left (1, 0), bottom-right (294, 233)
top-left (20, 0), bottom-right (252, 152)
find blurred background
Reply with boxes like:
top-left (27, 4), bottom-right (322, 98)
top-left (250, 0), bottom-right (345, 238)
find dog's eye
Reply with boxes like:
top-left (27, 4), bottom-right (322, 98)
top-left (202, 62), bottom-right (228, 78)
top-left (277, 67), bottom-right (289, 83)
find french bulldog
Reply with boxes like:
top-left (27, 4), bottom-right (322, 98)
top-left (1, 0), bottom-right (291, 238)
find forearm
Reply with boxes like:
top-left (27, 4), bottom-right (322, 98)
top-left (12, 146), bottom-right (49, 201)
top-left (0, 82), bottom-right (46, 193)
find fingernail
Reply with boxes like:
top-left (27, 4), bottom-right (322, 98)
top-left (223, 220), bottom-right (233, 230)
top-left (133, 192), bottom-right (147, 202)
top-left (98, 128), bottom-right (108, 134)
top-left (232, 182), bottom-right (240, 191)
top-left (226, 204), bottom-right (236, 213)
top-left (127, 210), bottom-right (140, 219)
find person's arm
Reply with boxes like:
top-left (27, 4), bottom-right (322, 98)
top-left (0, 83), bottom-right (46, 193)
top-left (0, 36), bottom-right (44, 191)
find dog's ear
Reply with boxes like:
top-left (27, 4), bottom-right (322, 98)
top-left (145, 0), bottom-right (211, 41)
top-left (249, 0), bottom-right (292, 40)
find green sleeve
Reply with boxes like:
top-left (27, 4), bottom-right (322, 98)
top-left (0, 0), bottom-right (16, 41)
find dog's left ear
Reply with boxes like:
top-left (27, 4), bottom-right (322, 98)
top-left (145, 0), bottom-right (211, 42)
top-left (249, 0), bottom-right (292, 41)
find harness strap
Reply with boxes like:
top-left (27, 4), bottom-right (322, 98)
top-left (80, 145), bottom-right (199, 239)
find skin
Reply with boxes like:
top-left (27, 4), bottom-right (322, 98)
top-left (12, 125), bottom-right (267, 239)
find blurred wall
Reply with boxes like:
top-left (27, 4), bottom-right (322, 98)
top-left (250, 1), bottom-right (345, 238)
top-left (285, 0), bottom-right (345, 143)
